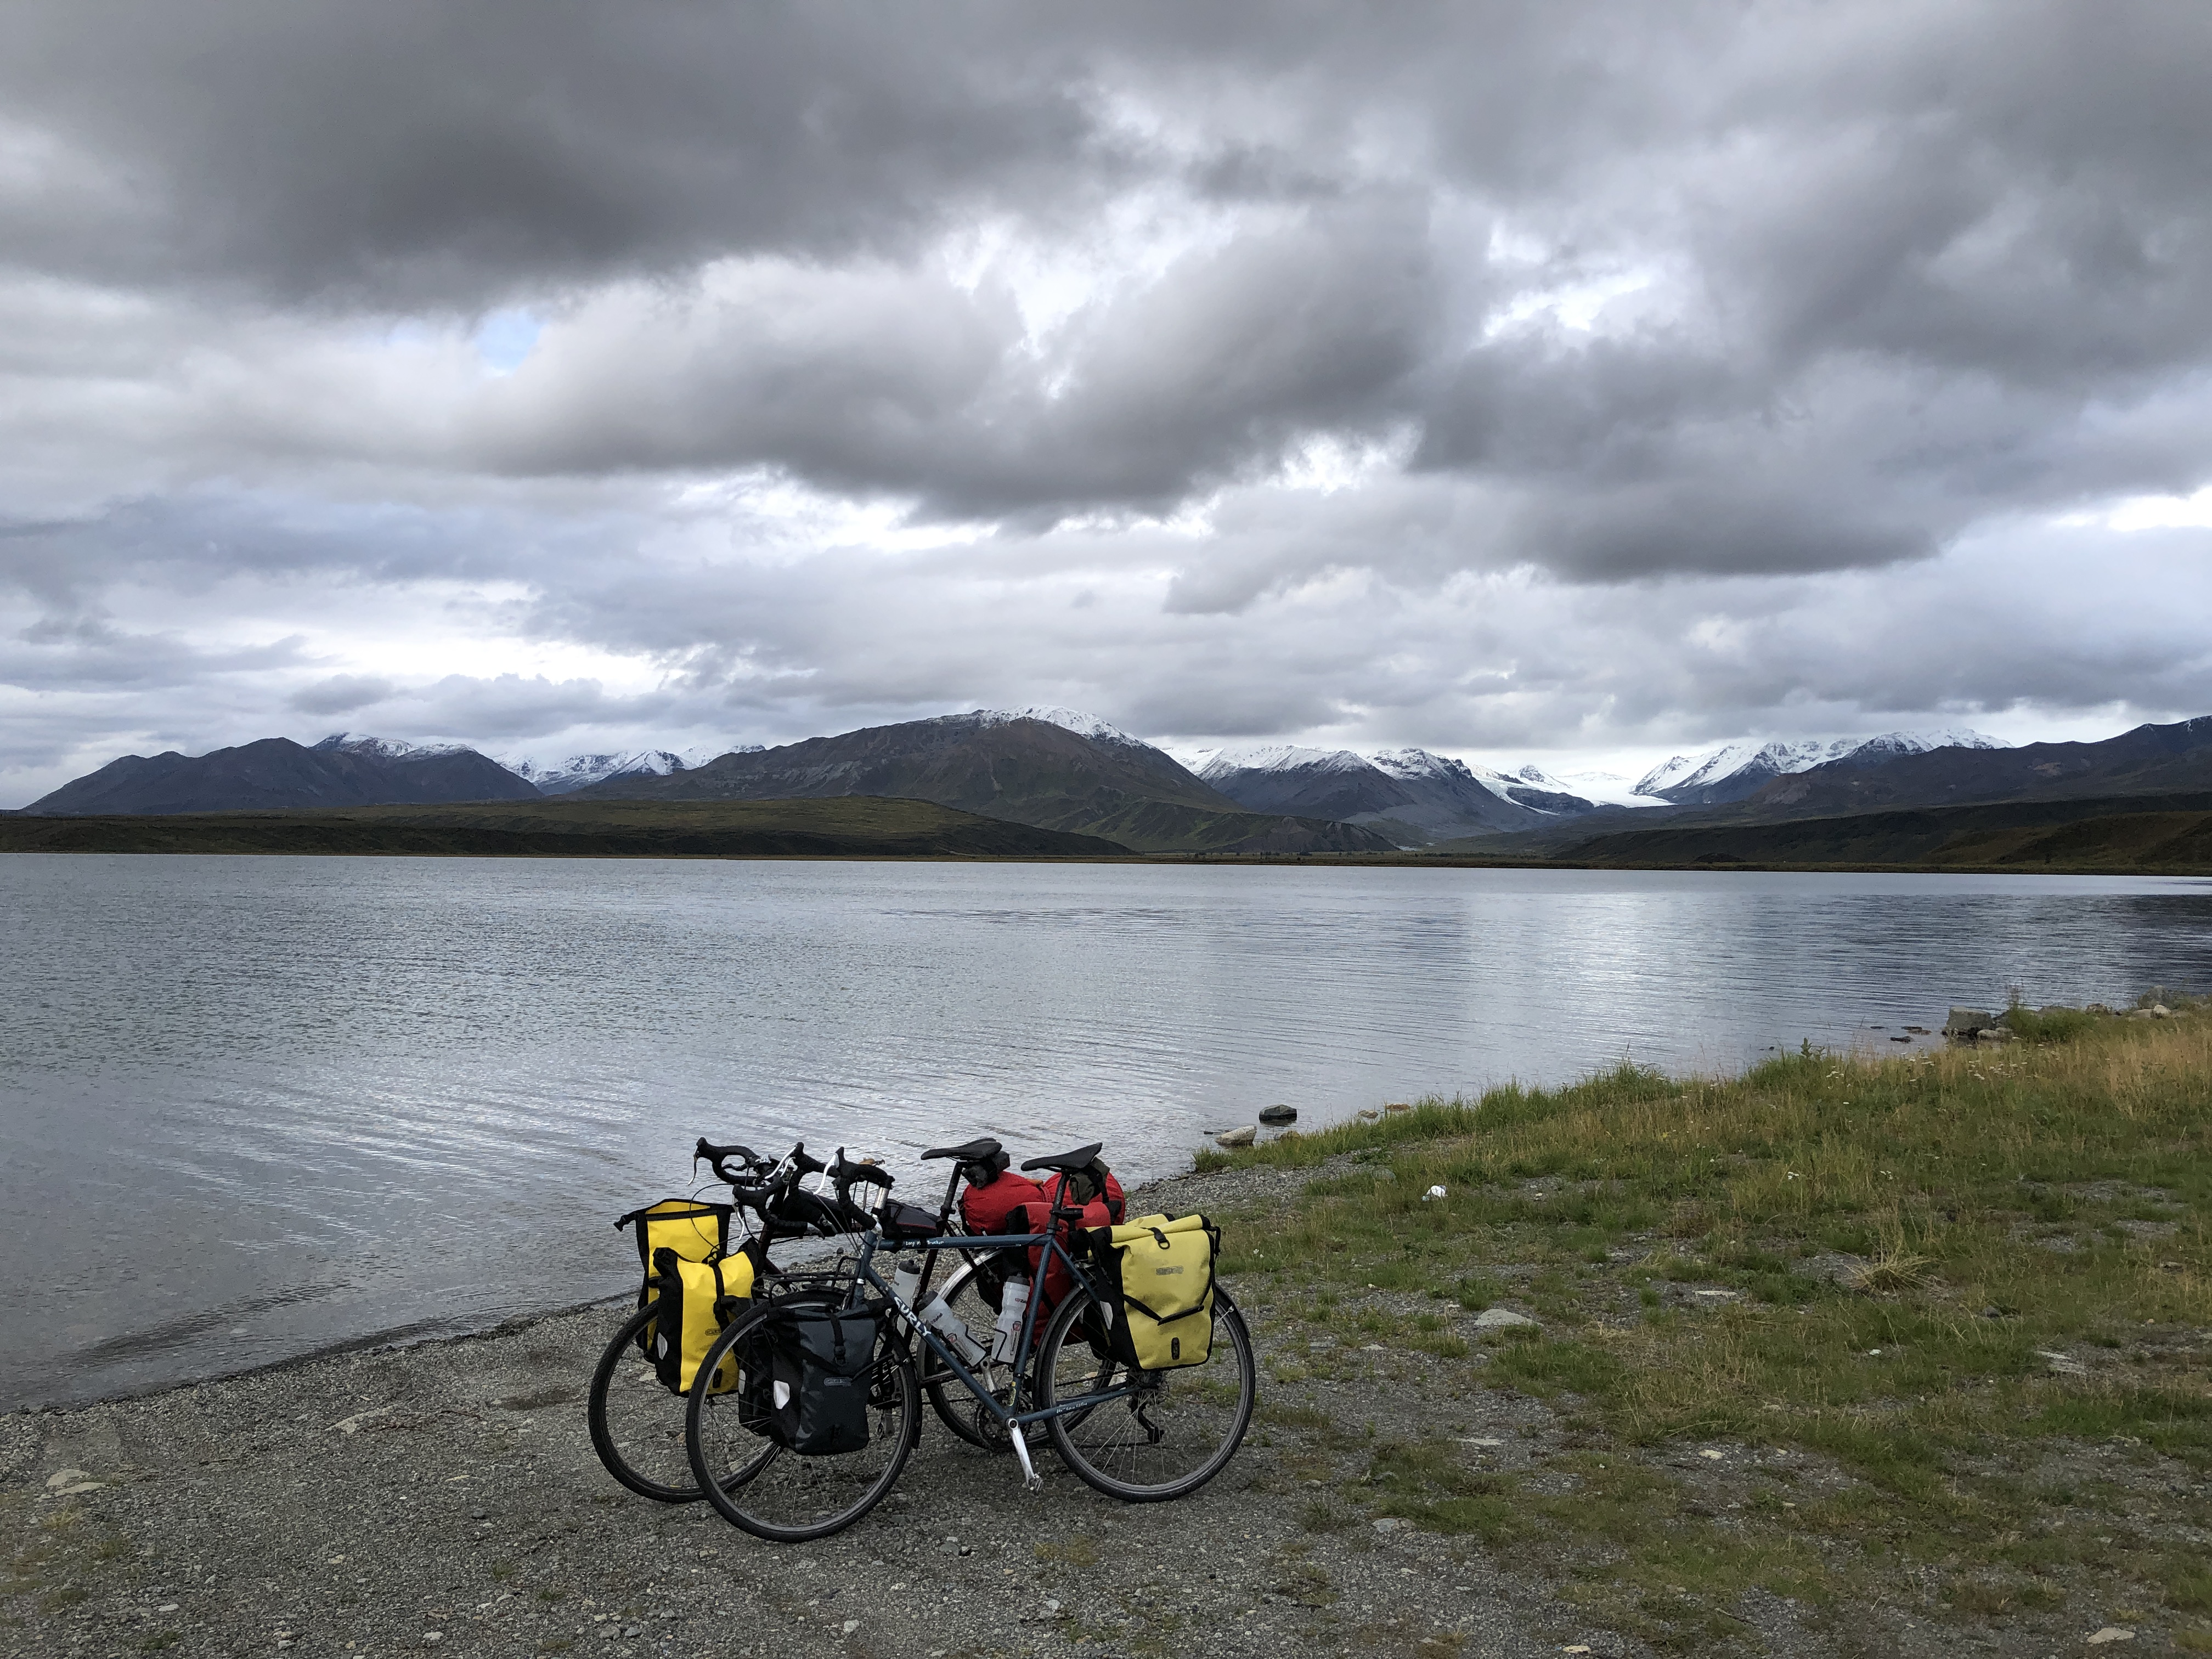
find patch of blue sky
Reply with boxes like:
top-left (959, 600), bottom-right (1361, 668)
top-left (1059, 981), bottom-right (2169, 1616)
top-left (473, 309), bottom-right (543, 374)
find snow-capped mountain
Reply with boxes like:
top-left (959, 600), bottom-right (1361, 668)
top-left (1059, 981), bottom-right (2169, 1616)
top-left (313, 732), bottom-right (473, 760)
top-left (503, 746), bottom-right (757, 796)
top-left (1192, 743), bottom-right (1628, 843)
top-left (975, 707), bottom-right (1149, 747)
top-left (1635, 729), bottom-right (2009, 805)
top-left (1194, 743), bottom-right (1376, 779)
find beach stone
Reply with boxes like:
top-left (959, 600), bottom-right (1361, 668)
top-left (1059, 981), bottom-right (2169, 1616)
top-left (1257, 1104), bottom-right (1297, 1126)
top-left (1214, 1125), bottom-right (1257, 1148)
top-left (1372, 1517), bottom-right (1411, 1533)
top-left (1471, 1308), bottom-right (1538, 1329)
top-left (1356, 1108), bottom-right (1381, 1121)
top-left (2149, 1005), bottom-right (2172, 1018)
top-left (2086, 1629), bottom-right (2136, 1645)
top-left (43, 1468), bottom-right (103, 1496)
top-left (1944, 1008), bottom-right (1995, 1037)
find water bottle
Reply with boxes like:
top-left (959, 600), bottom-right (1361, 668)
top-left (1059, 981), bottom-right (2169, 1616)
top-left (919, 1295), bottom-right (989, 1365)
top-left (891, 1254), bottom-right (923, 1309)
top-left (990, 1277), bottom-right (1031, 1364)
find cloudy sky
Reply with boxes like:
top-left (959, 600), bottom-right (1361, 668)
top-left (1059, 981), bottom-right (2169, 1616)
top-left (4, 1), bottom-right (2210, 804)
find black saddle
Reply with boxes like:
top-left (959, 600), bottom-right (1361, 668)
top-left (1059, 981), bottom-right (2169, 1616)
top-left (1019, 1142), bottom-right (1103, 1174)
top-left (922, 1136), bottom-right (1001, 1163)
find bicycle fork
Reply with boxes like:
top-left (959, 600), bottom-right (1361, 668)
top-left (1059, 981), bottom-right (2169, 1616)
top-left (1007, 1422), bottom-right (1043, 1493)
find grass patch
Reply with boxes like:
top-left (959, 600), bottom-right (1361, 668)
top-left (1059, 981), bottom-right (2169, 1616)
top-left (1034, 1536), bottom-right (1101, 1568)
top-left (1206, 1002), bottom-right (2212, 1646)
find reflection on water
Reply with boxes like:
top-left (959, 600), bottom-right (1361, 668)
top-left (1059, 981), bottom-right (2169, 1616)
top-left (3, 854), bottom-right (2208, 1408)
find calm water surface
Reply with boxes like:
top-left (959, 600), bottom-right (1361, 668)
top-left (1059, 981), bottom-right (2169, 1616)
top-left (4, 854), bottom-right (2209, 1408)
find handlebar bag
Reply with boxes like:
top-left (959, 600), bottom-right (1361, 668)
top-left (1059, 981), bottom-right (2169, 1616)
top-left (615, 1199), bottom-right (734, 1358)
top-left (648, 1246), bottom-right (756, 1395)
top-left (1091, 1213), bottom-right (1220, 1371)
top-left (742, 1308), bottom-right (881, 1455)
top-left (878, 1200), bottom-right (944, 1242)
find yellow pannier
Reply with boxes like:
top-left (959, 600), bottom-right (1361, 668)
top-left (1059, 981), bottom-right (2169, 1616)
top-left (648, 1246), bottom-right (755, 1395)
top-left (1093, 1212), bottom-right (1219, 1370)
top-left (615, 1199), bottom-right (737, 1390)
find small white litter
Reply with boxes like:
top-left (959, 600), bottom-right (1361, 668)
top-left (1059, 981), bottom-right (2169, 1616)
top-left (1423, 1184), bottom-right (1448, 1201)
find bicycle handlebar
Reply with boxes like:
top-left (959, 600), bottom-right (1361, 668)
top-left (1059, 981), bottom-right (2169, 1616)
top-left (830, 1148), bottom-right (894, 1192)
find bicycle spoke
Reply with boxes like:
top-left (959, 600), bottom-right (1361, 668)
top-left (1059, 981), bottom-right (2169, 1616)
top-left (1038, 1287), bottom-right (1255, 1500)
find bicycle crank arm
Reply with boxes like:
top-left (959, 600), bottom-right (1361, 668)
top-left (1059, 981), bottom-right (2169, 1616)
top-left (1007, 1423), bottom-right (1043, 1493)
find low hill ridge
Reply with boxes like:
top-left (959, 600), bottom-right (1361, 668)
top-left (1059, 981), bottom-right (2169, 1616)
top-left (24, 736), bottom-right (540, 816)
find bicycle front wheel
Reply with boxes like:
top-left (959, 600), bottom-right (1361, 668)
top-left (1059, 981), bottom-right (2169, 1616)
top-left (1036, 1284), bottom-right (1255, 1502)
top-left (686, 1301), bottom-right (919, 1543)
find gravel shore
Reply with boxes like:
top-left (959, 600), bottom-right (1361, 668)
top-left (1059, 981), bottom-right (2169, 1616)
top-left (2, 1162), bottom-right (1602, 1659)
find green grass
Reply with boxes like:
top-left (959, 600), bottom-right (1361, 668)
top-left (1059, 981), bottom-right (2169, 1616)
top-left (1208, 1001), bottom-right (2212, 1647)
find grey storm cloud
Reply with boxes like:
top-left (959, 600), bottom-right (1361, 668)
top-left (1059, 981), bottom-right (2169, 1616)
top-left (2, 1), bottom-right (2211, 799)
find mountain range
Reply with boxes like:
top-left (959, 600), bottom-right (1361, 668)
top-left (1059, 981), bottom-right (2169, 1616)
top-left (20, 710), bottom-right (2212, 864)
top-left (1632, 729), bottom-right (2008, 805)
top-left (499, 746), bottom-right (761, 795)
top-left (1183, 744), bottom-right (1611, 843)
top-left (563, 710), bottom-right (1392, 855)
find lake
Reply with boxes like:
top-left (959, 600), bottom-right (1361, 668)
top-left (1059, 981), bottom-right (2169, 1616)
top-left (4, 854), bottom-right (2209, 1409)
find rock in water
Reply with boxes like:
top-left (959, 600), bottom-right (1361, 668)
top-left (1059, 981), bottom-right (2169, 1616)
top-left (1943, 1008), bottom-right (1995, 1037)
top-left (1214, 1125), bottom-right (1257, 1148)
top-left (1257, 1104), bottom-right (1297, 1126)
top-left (1383, 1101), bottom-right (1413, 1114)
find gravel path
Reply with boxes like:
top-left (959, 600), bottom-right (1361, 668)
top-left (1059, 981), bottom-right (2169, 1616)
top-left (2, 1164), bottom-right (1606, 1659)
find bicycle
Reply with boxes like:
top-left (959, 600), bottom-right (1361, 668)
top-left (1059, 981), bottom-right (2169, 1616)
top-left (682, 1141), bottom-right (1257, 1542)
top-left (588, 1137), bottom-right (886, 1503)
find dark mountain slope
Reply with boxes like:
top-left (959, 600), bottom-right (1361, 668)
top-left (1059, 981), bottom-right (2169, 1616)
top-left (1736, 716), bottom-right (2212, 819)
top-left (1199, 751), bottom-right (1420, 821)
top-left (24, 737), bottom-right (540, 815)
top-left (0, 797), bottom-right (1130, 859)
top-left (583, 713), bottom-right (1393, 854)
top-left (1549, 789), bottom-right (2212, 870)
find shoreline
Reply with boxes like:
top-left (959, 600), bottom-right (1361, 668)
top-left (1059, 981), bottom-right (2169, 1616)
top-left (9, 845), bottom-right (2212, 877)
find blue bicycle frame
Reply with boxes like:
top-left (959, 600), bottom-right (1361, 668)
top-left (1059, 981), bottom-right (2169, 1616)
top-left (841, 1224), bottom-right (1141, 1489)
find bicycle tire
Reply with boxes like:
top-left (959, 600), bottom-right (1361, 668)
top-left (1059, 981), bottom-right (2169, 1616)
top-left (587, 1300), bottom-right (702, 1502)
top-left (685, 1299), bottom-right (919, 1543)
top-left (1035, 1283), bottom-right (1255, 1502)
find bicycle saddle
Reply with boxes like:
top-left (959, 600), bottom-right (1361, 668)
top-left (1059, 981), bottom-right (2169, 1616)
top-left (1019, 1142), bottom-right (1103, 1174)
top-left (922, 1136), bottom-right (1002, 1162)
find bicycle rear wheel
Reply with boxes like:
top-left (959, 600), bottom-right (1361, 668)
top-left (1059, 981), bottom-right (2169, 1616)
top-left (686, 1301), bottom-right (919, 1542)
top-left (1035, 1284), bottom-right (1255, 1502)
top-left (919, 1260), bottom-right (1014, 1450)
top-left (587, 1300), bottom-right (699, 1502)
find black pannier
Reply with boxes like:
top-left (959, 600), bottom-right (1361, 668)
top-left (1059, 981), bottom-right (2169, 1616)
top-left (742, 1308), bottom-right (881, 1455)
